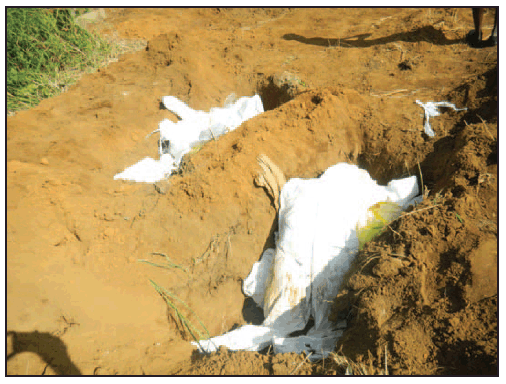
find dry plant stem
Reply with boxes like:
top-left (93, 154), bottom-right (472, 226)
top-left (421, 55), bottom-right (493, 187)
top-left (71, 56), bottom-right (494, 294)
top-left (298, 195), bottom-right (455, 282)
top-left (400, 204), bottom-right (441, 218)
top-left (388, 204), bottom-right (442, 227)
top-left (387, 224), bottom-right (401, 238)
top-left (359, 255), bottom-right (381, 273)
top-left (371, 89), bottom-right (408, 97)
top-left (290, 352), bottom-right (313, 375)
top-left (417, 161), bottom-right (424, 197)
top-left (384, 344), bottom-right (389, 375)
top-left (476, 114), bottom-right (495, 140)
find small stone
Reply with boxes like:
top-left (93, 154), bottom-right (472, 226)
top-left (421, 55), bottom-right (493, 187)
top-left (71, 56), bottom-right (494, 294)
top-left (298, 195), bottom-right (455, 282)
top-left (41, 157), bottom-right (49, 165)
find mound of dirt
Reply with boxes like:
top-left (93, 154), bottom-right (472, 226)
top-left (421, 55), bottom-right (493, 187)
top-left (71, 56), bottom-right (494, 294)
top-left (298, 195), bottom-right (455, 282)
top-left (7, 8), bottom-right (496, 375)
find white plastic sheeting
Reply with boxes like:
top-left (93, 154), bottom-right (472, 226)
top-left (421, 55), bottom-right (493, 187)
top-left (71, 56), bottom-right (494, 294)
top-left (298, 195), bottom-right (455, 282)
top-left (415, 100), bottom-right (467, 137)
top-left (192, 163), bottom-right (422, 360)
top-left (113, 95), bottom-right (264, 183)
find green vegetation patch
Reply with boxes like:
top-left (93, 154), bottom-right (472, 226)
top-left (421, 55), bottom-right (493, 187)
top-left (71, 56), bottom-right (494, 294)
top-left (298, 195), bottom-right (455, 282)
top-left (7, 8), bottom-right (111, 112)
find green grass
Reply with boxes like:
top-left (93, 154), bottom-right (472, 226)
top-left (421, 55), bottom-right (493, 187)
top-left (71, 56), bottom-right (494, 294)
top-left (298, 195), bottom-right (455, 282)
top-left (138, 252), bottom-right (188, 273)
top-left (139, 252), bottom-right (212, 347)
top-left (149, 279), bottom-right (212, 347)
top-left (6, 8), bottom-right (117, 113)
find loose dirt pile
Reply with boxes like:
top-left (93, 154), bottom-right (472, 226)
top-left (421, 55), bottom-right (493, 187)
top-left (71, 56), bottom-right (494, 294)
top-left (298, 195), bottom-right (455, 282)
top-left (6, 8), bottom-right (497, 375)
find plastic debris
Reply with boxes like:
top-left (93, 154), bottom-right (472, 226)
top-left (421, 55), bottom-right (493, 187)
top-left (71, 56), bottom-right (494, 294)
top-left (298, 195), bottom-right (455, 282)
top-left (415, 100), bottom-right (467, 137)
top-left (112, 154), bottom-right (177, 184)
top-left (192, 162), bottom-right (423, 361)
top-left (114, 94), bottom-right (264, 183)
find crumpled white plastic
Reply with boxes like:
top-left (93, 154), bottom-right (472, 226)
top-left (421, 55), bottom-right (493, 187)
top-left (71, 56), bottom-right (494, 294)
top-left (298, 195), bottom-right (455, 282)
top-left (415, 100), bottom-right (467, 137)
top-left (113, 94), bottom-right (264, 183)
top-left (112, 154), bottom-right (177, 184)
top-left (192, 162), bottom-right (423, 360)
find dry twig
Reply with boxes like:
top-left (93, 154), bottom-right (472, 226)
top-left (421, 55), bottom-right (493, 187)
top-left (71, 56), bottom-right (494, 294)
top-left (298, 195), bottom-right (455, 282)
top-left (290, 352), bottom-right (313, 375)
top-left (476, 114), bottom-right (495, 140)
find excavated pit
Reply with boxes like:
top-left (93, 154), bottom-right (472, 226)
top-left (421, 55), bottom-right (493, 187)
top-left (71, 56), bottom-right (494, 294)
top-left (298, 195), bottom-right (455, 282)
top-left (178, 68), bottom-right (497, 375)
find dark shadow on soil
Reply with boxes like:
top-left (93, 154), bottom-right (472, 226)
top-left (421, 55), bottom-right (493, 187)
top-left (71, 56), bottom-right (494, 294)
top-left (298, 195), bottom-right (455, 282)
top-left (242, 297), bottom-right (264, 325)
top-left (437, 339), bottom-right (498, 375)
top-left (452, 66), bottom-right (498, 124)
top-left (283, 25), bottom-right (462, 48)
top-left (6, 331), bottom-right (81, 375)
top-left (241, 215), bottom-right (277, 325)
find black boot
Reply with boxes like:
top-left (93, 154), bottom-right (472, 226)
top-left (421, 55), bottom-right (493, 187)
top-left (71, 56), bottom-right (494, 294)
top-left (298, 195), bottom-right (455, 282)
top-left (483, 34), bottom-right (497, 47)
top-left (466, 29), bottom-right (483, 48)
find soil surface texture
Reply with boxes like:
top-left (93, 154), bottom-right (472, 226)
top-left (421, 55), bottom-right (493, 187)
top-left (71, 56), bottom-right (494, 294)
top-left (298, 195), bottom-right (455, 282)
top-left (6, 8), bottom-right (497, 375)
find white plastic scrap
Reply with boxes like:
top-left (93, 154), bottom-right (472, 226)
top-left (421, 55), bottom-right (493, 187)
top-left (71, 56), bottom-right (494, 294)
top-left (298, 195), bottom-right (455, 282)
top-left (113, 94), bottom-right (264, 183)
top-left (192, 163), bottom-right (423, 360)
top-left (416, 100), bottom-right (467, 137)
top-left (112, 154), bottom-right (177, 184)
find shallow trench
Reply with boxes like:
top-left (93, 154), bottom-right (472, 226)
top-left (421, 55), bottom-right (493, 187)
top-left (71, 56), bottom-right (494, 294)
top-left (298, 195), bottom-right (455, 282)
top-left (176, 67), bottom-right (496, 375)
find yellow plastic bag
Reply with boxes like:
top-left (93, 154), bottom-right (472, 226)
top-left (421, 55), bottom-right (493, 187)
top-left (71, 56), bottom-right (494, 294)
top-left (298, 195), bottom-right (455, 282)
top-left (357, 201), bottom-right (402, 249)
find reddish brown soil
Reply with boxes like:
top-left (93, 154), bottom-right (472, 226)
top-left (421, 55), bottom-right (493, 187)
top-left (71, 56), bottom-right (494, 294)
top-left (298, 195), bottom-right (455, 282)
top-left (6, 8), bottom-right (497, 375)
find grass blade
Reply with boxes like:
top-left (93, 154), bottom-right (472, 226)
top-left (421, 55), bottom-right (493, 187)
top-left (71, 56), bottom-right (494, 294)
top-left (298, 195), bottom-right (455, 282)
top-left (149, 280), bottom-right (211, 340)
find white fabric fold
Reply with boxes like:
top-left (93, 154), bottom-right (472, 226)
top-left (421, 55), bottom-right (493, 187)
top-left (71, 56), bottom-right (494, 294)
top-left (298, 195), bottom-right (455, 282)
top-left (114, 94), bottom-right (264, 183)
